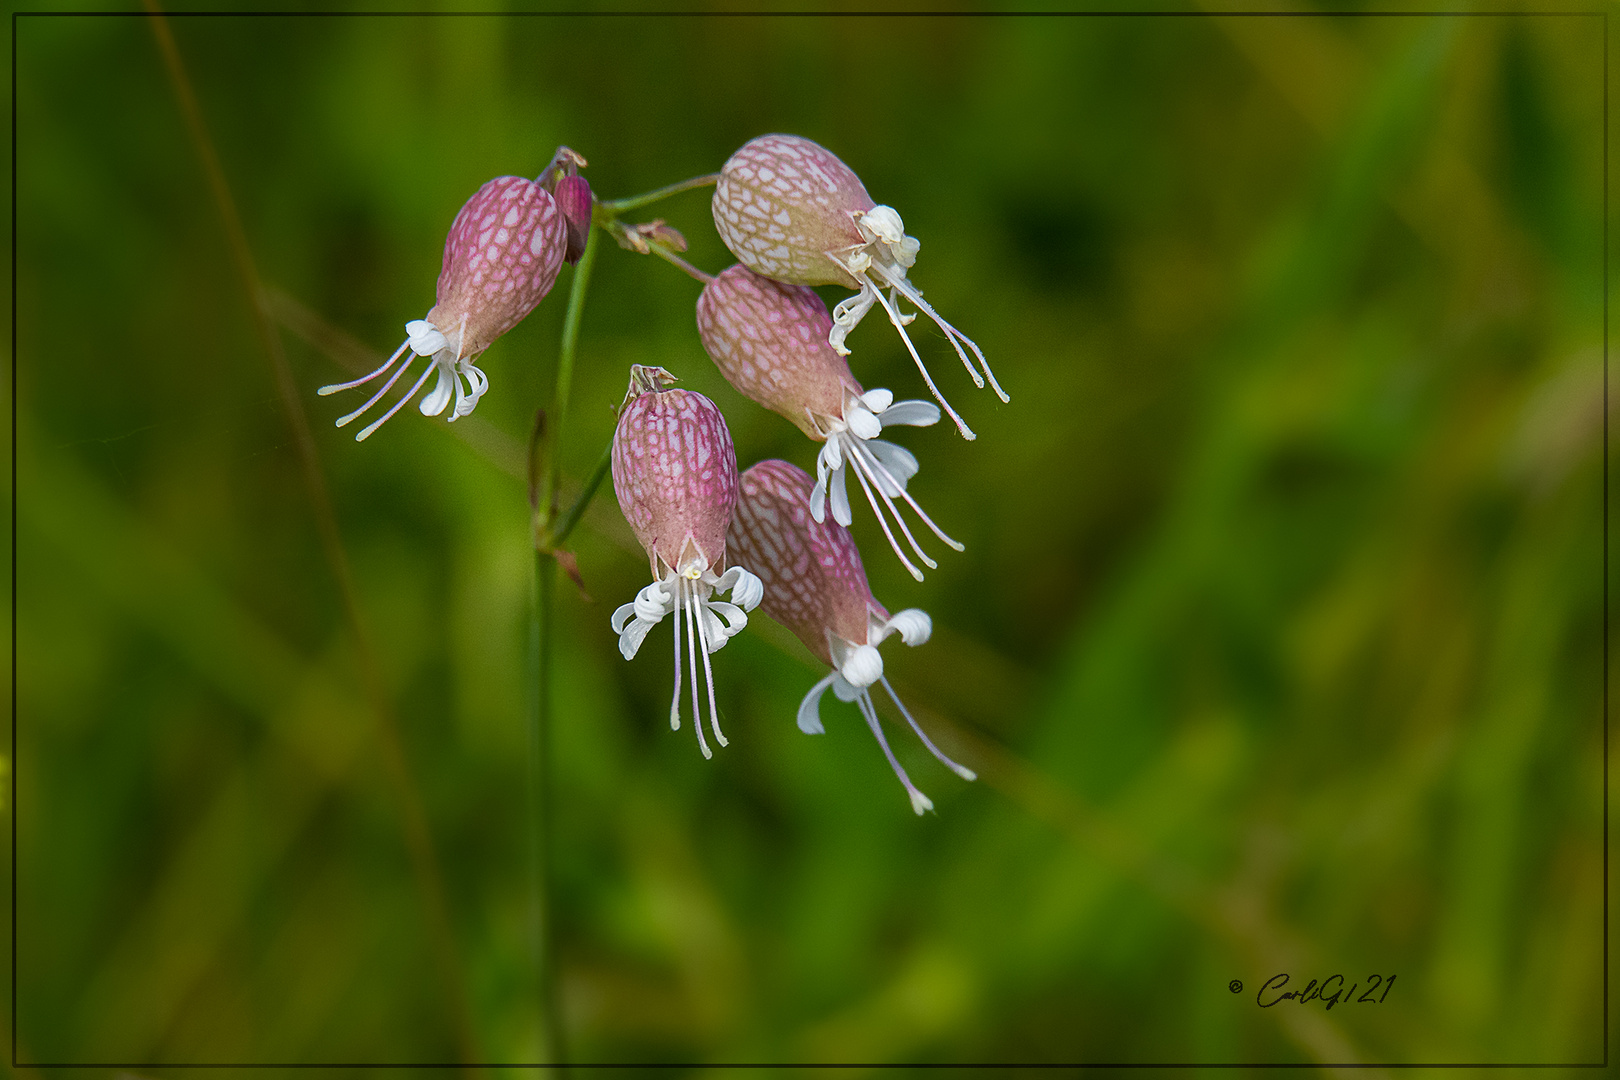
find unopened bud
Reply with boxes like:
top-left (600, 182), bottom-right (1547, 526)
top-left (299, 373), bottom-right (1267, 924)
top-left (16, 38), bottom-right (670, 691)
top-left (554, 174), bottom-right (594, 265)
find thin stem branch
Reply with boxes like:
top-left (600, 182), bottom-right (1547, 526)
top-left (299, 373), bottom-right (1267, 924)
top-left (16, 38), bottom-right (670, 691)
top-left (526, 548), bottom-right (562, 1068)
top-left (599, 171), bottom-right (719, 213)
top-left (528, 224), bottom-right (602, 1069)
top-left (546, 438), bottom-right (613, 551)
top-left (144, 6), bottom-right (482, 1069)
top-left (552, 229), bottom-right (601, 509)
top-left (645, 239), bottom-right (716, 285)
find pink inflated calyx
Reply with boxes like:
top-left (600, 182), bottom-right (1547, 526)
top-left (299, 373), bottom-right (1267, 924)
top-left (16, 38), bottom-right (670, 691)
top-left (697, 263), bottom-right (862, 438)
top-left (711, 134), bottom-right (1006, 441)
top-left (319, 175), bottom-right (568, 441)
top-left (610, 366), bottom-right (763, 760)
top-left (697, 263), bottom-right (961, 582)
top-left (727, 459), bottom-right (974, 815)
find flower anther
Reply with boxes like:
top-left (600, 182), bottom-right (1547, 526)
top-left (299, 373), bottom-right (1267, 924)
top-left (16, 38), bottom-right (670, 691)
top-left (318, 175), bottom-right (567, 440)
top-left (728, 459), bottom-right (975, 815)
top-left (610, 366), bottom-right (761, 759)
top-left (711, 134), bottom-right (1006, 441)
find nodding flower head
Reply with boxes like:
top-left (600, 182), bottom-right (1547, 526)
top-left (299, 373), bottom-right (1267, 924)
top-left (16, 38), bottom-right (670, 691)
top-left (727, 459), bottom-right (975, 815)
top-left (318, 175), bottom-right (568, 440)
top-left (610, 365), bottom-right (763, 760)
top-left (711, 133), bottom-right (1006, 440)
top-left (697, 263), bottom-right (961, 582)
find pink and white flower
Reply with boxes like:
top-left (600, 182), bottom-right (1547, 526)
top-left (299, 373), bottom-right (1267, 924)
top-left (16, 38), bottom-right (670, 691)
top-left (319, 175), bottom-right (567, 440)
top-left (611, 366), bottom-right (762, 759)
top-left (728, 459), bottom-right (974, 814)
top-left (697, 263), bottom-right (959, 582)
top-left (711, 134), bottom-right (1006, 440)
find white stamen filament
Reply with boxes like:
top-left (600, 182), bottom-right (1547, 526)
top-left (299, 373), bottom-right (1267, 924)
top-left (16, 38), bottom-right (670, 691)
top-left (669, 576), bottom-right (684, 730)
top-left (854, 687), bottom-right (933, 815)
top-left (879, 675), bottom-right (975, 782)
top-left (871, 259), bottom-right (1008, 404)
top-left (825, 208), bottom-right (1008, 441)
top-left (866, 282), bottom-right (976, 441)
top-left (355, 361), bottom-right (439, 442)
top-left (334, 347), bottom-right (419, 427)
top-left (814, 420), bottom-right (963, 581)
top-left (683, 578), bottom-right (712, 760)
top-left (320, 315), bottom-right (490, 441)
top-left (692, 576), bottom-right (727, 749)
top-left (318, 338), bottom-right (411, 395)
top-left (848, 436), bottom-right (962, 554)
top-left (843, 448), bottom-right (927, 582)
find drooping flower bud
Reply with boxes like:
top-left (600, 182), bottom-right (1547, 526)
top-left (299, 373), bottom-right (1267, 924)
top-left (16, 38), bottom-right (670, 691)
top-left (553, 175), bottom-right (593, 266)
top-left (319, 175), bottom-right (568, 440)
top-left (711, 134), bottom-right (1006, 440)
top-left (610, 365), bottom-right (763, 759)
top-left (697, 263), bottom-right (960, 582)
top-left (728, 459), bottom-right (974, 814)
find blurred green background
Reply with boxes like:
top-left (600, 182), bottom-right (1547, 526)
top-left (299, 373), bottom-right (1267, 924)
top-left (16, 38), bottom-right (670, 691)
top-left (11, 5), bottom-right (1609, 1069)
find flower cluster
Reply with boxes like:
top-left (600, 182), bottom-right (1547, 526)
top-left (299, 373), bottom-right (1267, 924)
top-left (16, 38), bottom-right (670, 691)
top-left (323, 136), bottom-right (997, 814)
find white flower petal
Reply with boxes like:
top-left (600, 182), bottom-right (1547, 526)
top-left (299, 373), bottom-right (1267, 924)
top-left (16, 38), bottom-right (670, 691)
top-left (865, 440), bottom-right (919, 490)
top-left (618, 617), bottom-right (654, 660)
top-left (896, 235), bottom-right (921, 269)
top-left (847, 405), bottom-right (882, 441)
top-left (877, 400), bottom-right (939, 428)
top-left (707, 601), bottom-right (749, 636)
top-left (828, 285), bottom-right (877, 356)
top-left (883, 609), bottom-right (932, 647)
top-left (454, 362), bottom-right (489, 418)
top-left (861, 388), bottom-right (894, 414)
top-left (829, 463), bottom-right (852, 526)
top-left (406, 320), bottom-right (448, 356)
top-left (418, 360), bottom-right (455, 416)
top-left (862, 206), bottom-right (906, 246)
top-left (700, 605), bottom-right (729, 652)
top-left (809, 477), bottom-right (829, 523)
top-left (823, 435), bottom-right (844, 471)
top-left (797, 673), bottom-right (838, 735)
top-left (726, 566), bottom-right (763, 611)
top-left (611, 601), bottom-right (639, 634)
top-left (831, 673), bottom-right (862, 703)
top-left (839, 643), bottom-right (883, 689)
top-left (634, 580), bottom-right (672, 623)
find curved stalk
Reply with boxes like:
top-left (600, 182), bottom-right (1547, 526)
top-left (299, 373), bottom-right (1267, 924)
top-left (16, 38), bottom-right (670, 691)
top-left (600, 171), bottom-right (720, 213)
top-left (528, 225), bottom-right (602, 1069)
top-left (645, 239), bottom-right (715, 285)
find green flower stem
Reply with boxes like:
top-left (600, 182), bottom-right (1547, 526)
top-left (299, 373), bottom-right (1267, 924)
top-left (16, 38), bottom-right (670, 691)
top-left (526, 175), bottom-right (703, 1064)
top-left (540, 227), bottom-right (603, 531)
top-left (545, 438), bottom-right (613, 552)
top-left (599, 171), bottom-right (719, 213)
top-left (527, 549), bottom-right (561, 1067)
top-left (644, 239), bottom-right (715, 285)
top-left (528, 225), bottom-right (602, 1069)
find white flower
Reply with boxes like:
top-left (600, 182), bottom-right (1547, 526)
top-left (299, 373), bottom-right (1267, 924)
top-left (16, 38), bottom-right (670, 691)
top-left (825, 204), bottom-right (1008, 441)
top-left (610, 563), bottom-right (762, 760)
top-left (317, 315), bottom-right (491, 441)
top-left (809, 388), bottom-right (962, 583)
top-left (794, 608), bottom-right (974, 817)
